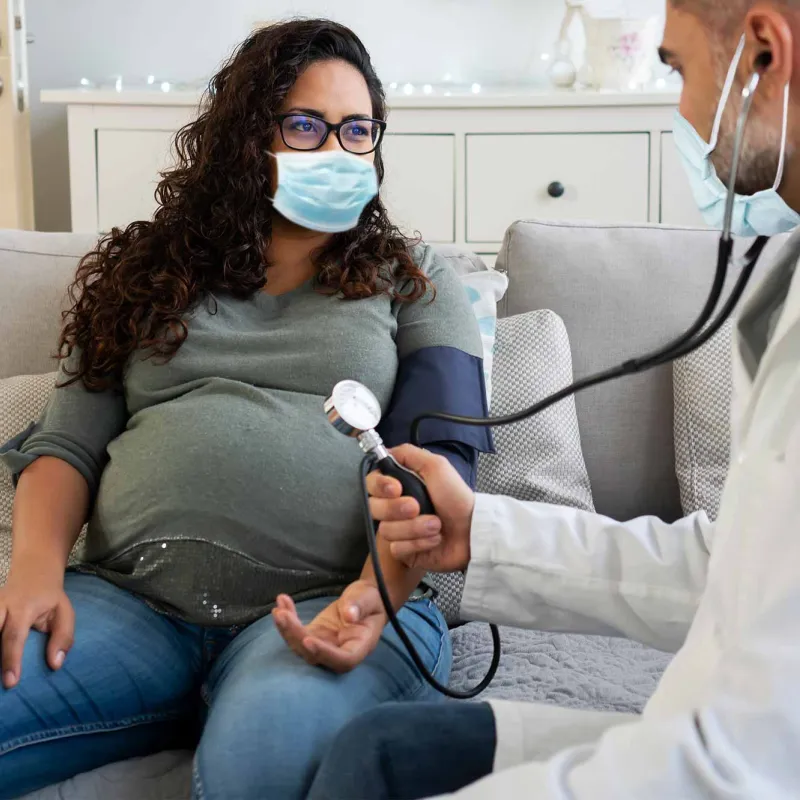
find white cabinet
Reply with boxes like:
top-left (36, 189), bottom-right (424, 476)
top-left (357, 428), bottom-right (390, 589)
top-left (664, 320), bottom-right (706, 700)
top-left (660, 132), bottom-right (707, 228)
top-left (44, 89), bottom-right (688, 253)
top-left (381, 134), bottom-right (455, 242)
top-left (97, 130), bottom-right (175, 232)
top-left (467, 133), bottom-right (650, 242)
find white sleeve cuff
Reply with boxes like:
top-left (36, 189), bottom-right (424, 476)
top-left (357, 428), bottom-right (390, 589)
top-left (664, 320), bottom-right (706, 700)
top-left (460, 493), bottom-right (503, 622)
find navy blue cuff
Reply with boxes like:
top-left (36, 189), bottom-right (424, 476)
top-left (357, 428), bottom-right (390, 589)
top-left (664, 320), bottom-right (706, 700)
top-left (378, 346), bottom-right (495, 455)
top-left (426, 441), bottom-right (478, 489)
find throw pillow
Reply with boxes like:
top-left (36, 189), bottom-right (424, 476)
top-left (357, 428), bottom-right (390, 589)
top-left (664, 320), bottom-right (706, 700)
top-left (461, 270), bottom-right (509, 407)
top-left (0, 373), bottom-right (87, 586)
top-left (1, 373), bottom-right (57, 584)
top-left (428, 310), bottom-right (595, 624)
top-left (673, 320), bottom-right (733, 520)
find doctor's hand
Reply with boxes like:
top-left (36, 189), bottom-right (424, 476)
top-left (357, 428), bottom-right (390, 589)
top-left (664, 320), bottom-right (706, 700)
top-left (367, 444), bottom-right (475, 573)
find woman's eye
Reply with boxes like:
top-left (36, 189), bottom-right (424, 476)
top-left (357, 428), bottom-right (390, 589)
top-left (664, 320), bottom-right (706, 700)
top-left (291, 121), bottom-right (316, 133)
top-left (344, 122), bottom-right (372, 141)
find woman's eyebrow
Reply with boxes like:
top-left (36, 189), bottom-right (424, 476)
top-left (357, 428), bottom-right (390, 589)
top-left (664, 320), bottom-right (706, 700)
top-left (286, 106), bottom-right (326, 117)
top-left (285, 107), bottom-right (373, 122)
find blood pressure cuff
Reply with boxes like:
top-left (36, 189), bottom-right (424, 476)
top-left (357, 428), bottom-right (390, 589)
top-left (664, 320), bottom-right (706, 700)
top-left (377, 346), bottom-right (494, 489)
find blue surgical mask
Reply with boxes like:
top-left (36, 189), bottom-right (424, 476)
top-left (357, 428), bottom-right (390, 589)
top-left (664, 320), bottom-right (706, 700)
top-left (673, 35), bottom-right (800, 237)
top-left (270, 151), bottom-right (379, 233)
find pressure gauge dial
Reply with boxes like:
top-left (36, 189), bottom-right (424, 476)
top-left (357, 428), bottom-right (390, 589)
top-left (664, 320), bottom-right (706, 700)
top-left (324, 380), bottom-right (383, 438)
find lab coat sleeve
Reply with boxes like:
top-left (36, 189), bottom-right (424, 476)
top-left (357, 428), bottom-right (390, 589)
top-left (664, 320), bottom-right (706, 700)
top-left (447, 477), bottom-right (800, 797)
top-left (460, 495), bottom-right (713, 653)
top-left (440, 472), bottom-right (800, 800)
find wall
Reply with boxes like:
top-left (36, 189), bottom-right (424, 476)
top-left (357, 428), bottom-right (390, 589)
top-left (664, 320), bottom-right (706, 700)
top-left (27, 0), bottom-right (666, 232)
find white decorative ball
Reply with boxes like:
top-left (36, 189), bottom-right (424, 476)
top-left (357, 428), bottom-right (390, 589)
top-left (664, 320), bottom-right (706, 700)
top-left (549, 57), bottom-right (577, 89)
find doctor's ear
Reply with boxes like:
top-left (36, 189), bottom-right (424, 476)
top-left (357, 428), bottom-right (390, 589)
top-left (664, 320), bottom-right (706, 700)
top-left (745, 8), bottom-right (794, 91)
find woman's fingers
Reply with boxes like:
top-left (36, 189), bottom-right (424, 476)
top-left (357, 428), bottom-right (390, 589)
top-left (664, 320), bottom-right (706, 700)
top-left (276, 594), bottom-right (296, 613)
top-left (272, 603), bottom-right (308, 651)
top-left (365, 472), bottom-right (403, 500)
top-left (302, 635), bottom-right (363, 674)
top-left (46, 600), bottom-right (75, 672)
top-left (1, 615), bottom-right (32, 689)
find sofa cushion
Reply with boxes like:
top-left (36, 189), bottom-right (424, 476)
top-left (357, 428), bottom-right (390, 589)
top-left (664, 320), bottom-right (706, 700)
top-left (0, 230), bottom-right (98, 379)
top-left (499, 220), bottom-right (783, 522)
top-left (477, 310), bottom-right (594, 510)
top-left (432, 245), bottom-right (493, 276)
top-left (429, 310), bottom-right (594, 623)
top-left (0, 372), bottom-right (88, 585)
top-left (0, 373), bottom-right (57, 584)
top-left (673, 321), bottom-right (733, 520)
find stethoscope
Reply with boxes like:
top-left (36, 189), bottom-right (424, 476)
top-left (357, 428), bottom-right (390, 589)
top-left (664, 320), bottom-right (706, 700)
top-left (324, 68), bottom-right (771, 700)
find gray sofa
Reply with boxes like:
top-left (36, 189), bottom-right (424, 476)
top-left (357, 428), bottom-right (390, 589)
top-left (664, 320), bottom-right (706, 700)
top-left (0, 221), bottom-right (782, 799)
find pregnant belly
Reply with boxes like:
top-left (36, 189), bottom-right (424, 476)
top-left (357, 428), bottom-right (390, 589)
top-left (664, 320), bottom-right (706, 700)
top-left (90, 386), bottom-right (368, 576)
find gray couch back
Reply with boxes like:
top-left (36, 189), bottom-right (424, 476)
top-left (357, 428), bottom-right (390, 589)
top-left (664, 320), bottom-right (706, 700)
top-left (0, 224), bottom-right (784, 525)
top-left (0, 230), bottom-right (98, 379)
top-left (497, 220), bottom-right (784, 522)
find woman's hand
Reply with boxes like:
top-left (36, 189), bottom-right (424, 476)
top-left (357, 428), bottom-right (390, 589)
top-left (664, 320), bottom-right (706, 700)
top-left (0, 562), bottom-right (75, 688)
top-left (273, 580), bottom-right (386, 673)
top-left (368, 444), bottom-right (475, 573)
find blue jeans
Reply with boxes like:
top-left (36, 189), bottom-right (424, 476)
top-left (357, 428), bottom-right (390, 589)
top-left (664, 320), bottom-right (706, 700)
top-left (0, 573), bottom-right (451, 800)
top-left (308, 701), bottom-right (497, 800)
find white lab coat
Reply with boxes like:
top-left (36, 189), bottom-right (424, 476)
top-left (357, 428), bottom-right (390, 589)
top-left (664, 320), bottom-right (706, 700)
top-left (438, 234), bottom-right (800, 799)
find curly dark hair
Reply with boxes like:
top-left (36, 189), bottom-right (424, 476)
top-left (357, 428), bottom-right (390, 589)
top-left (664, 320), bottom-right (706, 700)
top-left (60, 19), bottom-right (430, 391)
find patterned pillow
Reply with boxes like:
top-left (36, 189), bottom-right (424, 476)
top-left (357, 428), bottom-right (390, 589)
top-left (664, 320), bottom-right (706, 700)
top-left (461, 270), bottom-right (509, 407)
top-left (1, 374), bottom-right (56, 584)
top-left (0, 373), bottom-right (87, 586)
top-left (429, 310), bottom-right (595, 623)
top-left (673, 320), bottom-right (733, 520)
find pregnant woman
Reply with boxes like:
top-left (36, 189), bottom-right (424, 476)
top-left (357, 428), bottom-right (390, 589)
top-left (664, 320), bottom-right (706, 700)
top-left (0, 19), bottom-right (490, 800)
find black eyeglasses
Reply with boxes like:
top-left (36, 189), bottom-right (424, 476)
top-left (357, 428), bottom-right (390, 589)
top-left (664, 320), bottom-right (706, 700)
top-left (276, 113), bottom-right (386, 155)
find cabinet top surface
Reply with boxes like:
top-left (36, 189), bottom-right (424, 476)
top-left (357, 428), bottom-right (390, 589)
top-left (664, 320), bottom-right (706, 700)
top-left (41, 86), bottom-right (681, 110)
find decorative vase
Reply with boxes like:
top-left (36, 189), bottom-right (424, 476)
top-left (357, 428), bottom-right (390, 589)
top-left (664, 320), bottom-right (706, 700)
top-left (580, 14), bottom-right (660, 90)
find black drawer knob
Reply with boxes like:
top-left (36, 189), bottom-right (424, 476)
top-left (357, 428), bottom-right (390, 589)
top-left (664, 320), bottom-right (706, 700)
top-left (547, 181), bottom-right (566, 199)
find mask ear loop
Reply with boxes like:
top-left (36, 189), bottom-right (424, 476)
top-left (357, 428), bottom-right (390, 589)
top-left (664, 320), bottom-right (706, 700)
top-left (708, 34), bottom-right (747, 154)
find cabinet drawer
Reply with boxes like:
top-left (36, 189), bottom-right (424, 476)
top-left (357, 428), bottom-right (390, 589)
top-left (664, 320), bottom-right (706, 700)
top-left (97, 130), bottom-right (175, 231)
top-left (467, 133), bottom-right (650, 242)
top-left (660, 132), bottom-right (707, 228)
top-left (381, 134), bottom-right (455, 243)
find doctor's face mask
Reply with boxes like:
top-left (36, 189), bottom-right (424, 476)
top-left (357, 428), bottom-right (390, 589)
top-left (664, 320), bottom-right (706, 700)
top-left (663, 5), bottom-right (800, 235)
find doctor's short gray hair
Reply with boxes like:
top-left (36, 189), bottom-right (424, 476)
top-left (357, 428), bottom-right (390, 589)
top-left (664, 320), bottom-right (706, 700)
top-left (671, 0), bottom-right (798, 33)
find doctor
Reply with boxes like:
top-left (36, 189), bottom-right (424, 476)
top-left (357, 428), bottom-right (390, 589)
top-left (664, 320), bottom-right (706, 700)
top-left (307, 1), bottom-right (800, 798)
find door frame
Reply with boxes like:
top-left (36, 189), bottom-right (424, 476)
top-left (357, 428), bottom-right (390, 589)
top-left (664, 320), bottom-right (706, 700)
top-left (0, 0), bottom-right (34, 230)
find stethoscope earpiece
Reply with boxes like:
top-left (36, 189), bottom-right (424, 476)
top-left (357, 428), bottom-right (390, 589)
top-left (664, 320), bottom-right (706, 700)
top-left (755, 51), bottom-right (773, 71)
